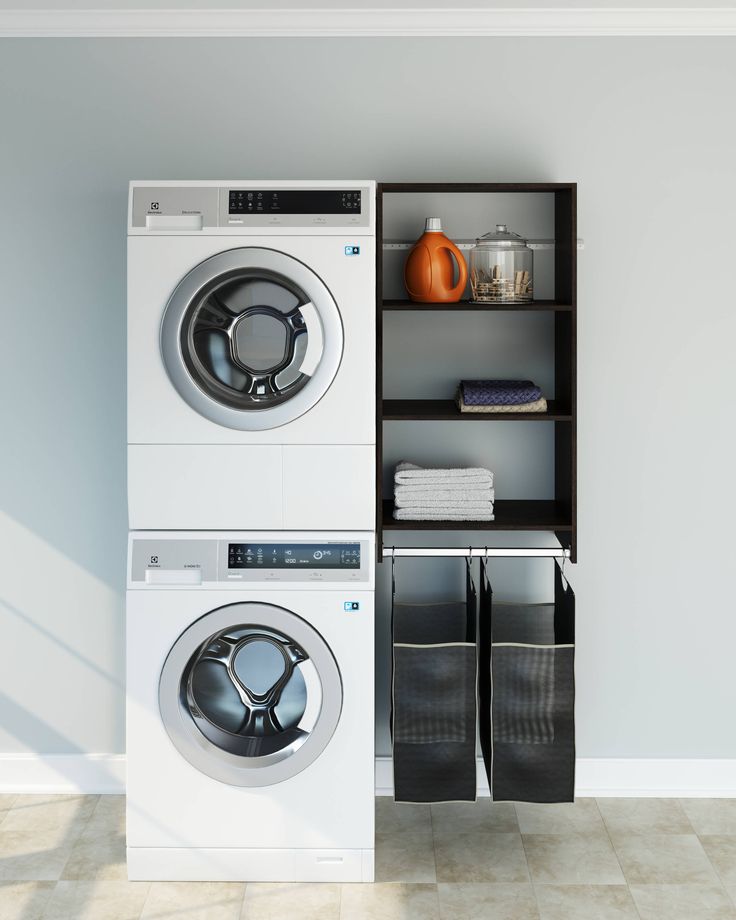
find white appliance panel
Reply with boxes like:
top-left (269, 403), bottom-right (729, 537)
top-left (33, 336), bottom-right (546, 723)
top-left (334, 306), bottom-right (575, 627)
top-left (283, 446), bottom-right (375, 530)
top-left (127, 445), bottom-right (284, 530)
top-left (127, 233), bottom-right (375, 446)
top-left (127, 587), bottom-right (374, 849)
top-left (126, 531), bottom-right (375, 882)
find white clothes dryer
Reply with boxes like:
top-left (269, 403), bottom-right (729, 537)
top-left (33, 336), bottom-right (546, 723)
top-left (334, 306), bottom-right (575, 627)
top-left (126, 530), bottom-right (375, 882)
top-left (127, 180), bottom-right (376, 531)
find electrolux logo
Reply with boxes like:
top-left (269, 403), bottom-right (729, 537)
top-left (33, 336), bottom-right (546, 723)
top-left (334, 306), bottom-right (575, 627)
top-left (344, 245), bottom-right (360, 256)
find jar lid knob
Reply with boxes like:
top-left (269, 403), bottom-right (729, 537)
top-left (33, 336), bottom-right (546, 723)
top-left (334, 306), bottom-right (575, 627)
top-left (496, 224), bottom-right (507, 232)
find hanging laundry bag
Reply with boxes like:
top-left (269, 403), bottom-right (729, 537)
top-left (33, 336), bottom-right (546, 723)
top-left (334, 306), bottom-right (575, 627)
top-left (479, 560), bottom-right (575, 803)
top-left (391, 560), bottom-right (477, 803)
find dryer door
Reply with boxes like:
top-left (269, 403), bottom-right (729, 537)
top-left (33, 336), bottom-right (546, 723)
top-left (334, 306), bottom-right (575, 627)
top-left (161, 247), bottom-right (343, 431)
top-left (159, 602), bottom-right (342, 786)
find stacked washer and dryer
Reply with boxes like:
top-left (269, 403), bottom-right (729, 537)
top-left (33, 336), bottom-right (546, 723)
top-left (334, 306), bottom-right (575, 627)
top-left (125, 181), bottom-right (377, 882)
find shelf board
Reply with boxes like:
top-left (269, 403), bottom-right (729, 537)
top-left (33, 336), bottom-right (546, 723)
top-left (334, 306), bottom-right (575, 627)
top-left (383, 399), bottom-right (571, 422)
top-left (383, 239), bottom-right (584, 252)
top-left (382, 299), bottom-right (572, 312)
top-left (383, 499), bottom-right (572, 532)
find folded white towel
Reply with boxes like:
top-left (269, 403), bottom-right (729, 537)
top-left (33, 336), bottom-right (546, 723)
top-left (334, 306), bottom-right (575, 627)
top-left (394, 481), bottom-right (493, 494)
top-left (395, 491), bottom-right (495, 508)
top-left (395, 461), bottom-right (494, 487)
top-left (394, 507), bottom-right (495, 521)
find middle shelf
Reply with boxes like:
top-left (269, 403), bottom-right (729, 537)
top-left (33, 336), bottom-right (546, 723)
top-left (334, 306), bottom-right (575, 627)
top-left (383, 399), bottom-right (571, 422)
top-left (382, 499), bottom-right (573, 532)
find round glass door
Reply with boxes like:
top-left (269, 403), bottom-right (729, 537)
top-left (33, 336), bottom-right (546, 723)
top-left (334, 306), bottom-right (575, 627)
top-left (161, 248), bottom-right (343, 431)
top-left (159, 603), bottom-right (342, 787)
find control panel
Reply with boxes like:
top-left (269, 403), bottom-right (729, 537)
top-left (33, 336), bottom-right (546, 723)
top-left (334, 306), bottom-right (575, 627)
top-left (228, 189), bottom-right (361, 215)
top-left (130, 184), bottom-right (372, 230)
top-left (130, 538), bottom-right (370, 584)
top-left (228, 542), bottom-right (360, 569)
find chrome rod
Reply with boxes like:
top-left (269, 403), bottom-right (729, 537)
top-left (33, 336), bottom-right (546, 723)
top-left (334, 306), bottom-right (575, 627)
top-left (382, 546), bottom-right (570, 559)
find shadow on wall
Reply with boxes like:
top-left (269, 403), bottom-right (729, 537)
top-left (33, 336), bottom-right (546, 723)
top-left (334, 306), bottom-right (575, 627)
top-left (0, 511), bottom-right (124, 755)
top-left (0, 169), bottom-right (127, 597)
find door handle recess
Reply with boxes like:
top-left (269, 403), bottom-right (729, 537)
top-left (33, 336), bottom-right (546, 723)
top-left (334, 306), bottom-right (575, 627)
top-left (145, 569), bottom-right (203, 585)
top-left (145, 214), bottom-right (203, 231)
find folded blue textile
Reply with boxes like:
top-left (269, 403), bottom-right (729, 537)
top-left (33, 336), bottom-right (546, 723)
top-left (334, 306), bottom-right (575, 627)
top-left (461, 379), bottom-right (542, 406)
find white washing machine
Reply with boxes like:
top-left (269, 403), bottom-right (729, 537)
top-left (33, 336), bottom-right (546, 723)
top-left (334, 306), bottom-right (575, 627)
top-left (127, 180), bottom-right (376, 531)
top-left (126, 530), bottom-right (375, 882)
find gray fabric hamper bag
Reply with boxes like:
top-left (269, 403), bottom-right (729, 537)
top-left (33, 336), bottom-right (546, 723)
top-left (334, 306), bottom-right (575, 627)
top-left (391, 561), bottom-right (477, 803)
top-left (479, 560), bottom-right (575, 803)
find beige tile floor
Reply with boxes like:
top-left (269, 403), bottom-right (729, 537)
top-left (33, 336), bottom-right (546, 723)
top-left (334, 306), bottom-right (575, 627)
top-left (1, 795), bottom-right (735, 918)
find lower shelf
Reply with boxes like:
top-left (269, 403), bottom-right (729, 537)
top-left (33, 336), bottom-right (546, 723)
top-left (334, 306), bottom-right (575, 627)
top-left (383, 399), bottom-right (571, 421)
top-left (382, 499), bottom-right (572, 532)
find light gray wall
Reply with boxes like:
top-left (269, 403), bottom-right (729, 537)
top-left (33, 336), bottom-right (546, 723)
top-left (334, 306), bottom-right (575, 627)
top-left (1, 37), bottom-right (735, 760)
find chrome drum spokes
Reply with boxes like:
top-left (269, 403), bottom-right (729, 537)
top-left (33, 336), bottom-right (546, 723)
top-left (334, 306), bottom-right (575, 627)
top-left (159, 603), bottom-right (343, 786)
top-left (185, 628), bottom-right (312, 759)
top-left (160, 248), bottom-right (343, 431)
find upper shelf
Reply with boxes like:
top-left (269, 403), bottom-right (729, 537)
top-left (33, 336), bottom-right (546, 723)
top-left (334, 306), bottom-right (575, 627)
top-left (382, 299), bottom-right (572, 312)
top-left (383, 239), bottom-right (584, 252)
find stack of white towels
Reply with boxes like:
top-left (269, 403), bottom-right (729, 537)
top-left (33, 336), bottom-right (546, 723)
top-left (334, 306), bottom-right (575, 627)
top-left (393, 461), bottom-right (495, 521)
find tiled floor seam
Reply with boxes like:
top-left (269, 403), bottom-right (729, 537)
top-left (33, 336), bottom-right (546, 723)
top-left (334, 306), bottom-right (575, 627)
top-left (513, 803), bottom-right (536, 908)
top-left (54, 794), bottom-right (103, 882)
top-left (675, 798), bottom-right (698, 835)
top-left (698, 835), bottom-right (734, 889)
top-left (515, 799), bottom-right (546, 916)
top-left (596, 796), bottom-right (643, 910)
top-left (430, 805), bottom-right (440, 886)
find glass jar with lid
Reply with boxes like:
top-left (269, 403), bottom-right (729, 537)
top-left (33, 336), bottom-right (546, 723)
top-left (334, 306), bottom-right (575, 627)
top-left (469, 224), bottom-right (534, 303)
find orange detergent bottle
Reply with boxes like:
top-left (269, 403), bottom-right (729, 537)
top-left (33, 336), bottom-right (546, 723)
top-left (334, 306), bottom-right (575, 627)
top-left (404, 217), bottom-right (468, 303)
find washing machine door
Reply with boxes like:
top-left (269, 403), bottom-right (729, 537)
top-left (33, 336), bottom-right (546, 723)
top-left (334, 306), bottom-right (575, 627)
top-left (160, 247), bottom-right (343, 431)
top-left (159, 602), bottom-right (343, 786)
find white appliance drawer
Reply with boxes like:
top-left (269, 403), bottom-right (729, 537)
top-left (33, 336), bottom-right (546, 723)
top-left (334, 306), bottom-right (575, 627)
top-left (283, 446), bottom-right (375, 530)
top-left (128, 445), bottom-right (283, 530)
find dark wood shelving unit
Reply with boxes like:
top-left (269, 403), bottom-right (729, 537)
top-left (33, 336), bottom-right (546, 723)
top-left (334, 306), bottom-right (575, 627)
top-left (383, 298), bottom-right (572, 312)
top-left (383, 399), bottom-right (572, 422)
top-left (376, 182), bottom-right (577, 561)
top-left (383, 500), bottom-right (573, 532)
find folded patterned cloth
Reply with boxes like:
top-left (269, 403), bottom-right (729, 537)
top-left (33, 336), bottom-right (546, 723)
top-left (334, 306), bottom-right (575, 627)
top-left (394, 507), bottom-right (495, 521)
top-left (395, 461), bottom-right (493, 487)
top-left (456, 390), bottom-right (548, 414)
top-left (395, 488), bottom-right (495, 507)
top-left (461, 379), bottom-right (542, 406)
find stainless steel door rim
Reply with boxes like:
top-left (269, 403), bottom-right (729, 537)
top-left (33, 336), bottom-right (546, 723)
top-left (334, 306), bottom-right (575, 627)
top-left (160, 247), bottom-right (343, 431)
top-left (159, 602), bottom-right (343, 787)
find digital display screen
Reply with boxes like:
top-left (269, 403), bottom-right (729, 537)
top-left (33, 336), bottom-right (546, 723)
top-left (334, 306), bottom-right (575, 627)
top-left (228, 543), bottom-right (361, 569)
top-left (229, 189), bottom-right (361, 215)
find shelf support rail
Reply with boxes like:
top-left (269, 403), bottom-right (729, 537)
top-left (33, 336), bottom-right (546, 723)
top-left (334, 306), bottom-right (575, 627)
top-left (382, 546), bottom-right (570, 559)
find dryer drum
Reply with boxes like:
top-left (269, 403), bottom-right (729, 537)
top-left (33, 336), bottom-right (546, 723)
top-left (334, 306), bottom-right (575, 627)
top-left (160, 247), bottom-right (344, 432)
top-left (181, 270), bottom-right (312, 411)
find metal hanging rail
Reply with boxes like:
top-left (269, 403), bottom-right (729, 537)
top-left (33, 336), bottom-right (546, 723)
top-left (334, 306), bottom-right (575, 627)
top-left (382, 238), bottom-right (585, 252)
top-left (382, 546), bottom-right (570, 559)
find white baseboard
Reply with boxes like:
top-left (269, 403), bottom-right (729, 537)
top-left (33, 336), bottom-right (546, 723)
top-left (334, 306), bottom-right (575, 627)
top-left (2, 8), bottom-right (736, 39)
top-left (1, 753), bottom-right (734, 797)
top-left (376, 755), bottom-right (736, 798)
top-left (0, 754), bottom-right (126, 794)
